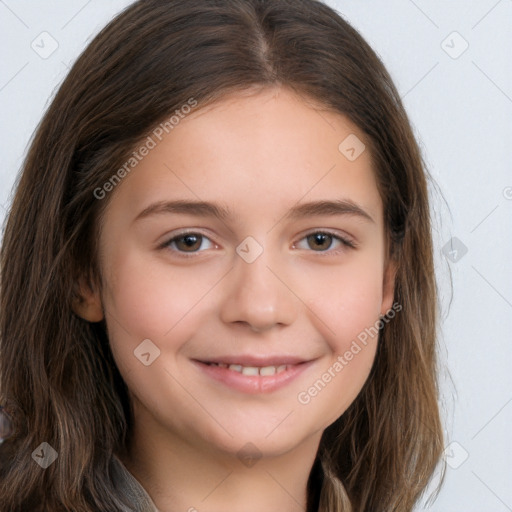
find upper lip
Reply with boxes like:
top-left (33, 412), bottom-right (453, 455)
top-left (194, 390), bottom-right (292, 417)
top-left (195, 355), bottom-right (313, 367)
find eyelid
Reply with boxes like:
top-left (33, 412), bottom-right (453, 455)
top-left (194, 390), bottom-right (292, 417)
top-left (162, 228), bottom-right (212, 240)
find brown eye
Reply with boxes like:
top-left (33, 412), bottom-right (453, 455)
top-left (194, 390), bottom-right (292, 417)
top-left (162, 232), bottom-right (215, 254)
top-left (306, 233), bottom-right (334, 251)
top-left (294, 231), bottom-right (356, 254)
top-left (174, 234), bottom-right (203, 252)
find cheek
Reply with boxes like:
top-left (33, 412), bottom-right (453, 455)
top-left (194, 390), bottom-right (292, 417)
top-left (292, 258), bottom-right (383, 422)
top-left (100, 247), bottom-right (222, 366)
top-left (300, 256), bottom-right (384, 351)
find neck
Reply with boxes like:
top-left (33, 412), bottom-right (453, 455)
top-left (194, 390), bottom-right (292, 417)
top-left (120, 399), bottom-right (323, 512)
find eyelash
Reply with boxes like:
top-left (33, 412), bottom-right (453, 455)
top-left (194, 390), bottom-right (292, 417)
top-left (159, 229), bottom-right (357, 258)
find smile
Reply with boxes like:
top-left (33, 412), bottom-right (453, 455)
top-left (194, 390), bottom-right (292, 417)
top-left (192, 357), bottom-right (316, 394)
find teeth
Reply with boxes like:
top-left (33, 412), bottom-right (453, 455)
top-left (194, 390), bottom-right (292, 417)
top-left (259, 366), bottom-right (276, 376)
top-left (241, 366), bottom-right (259, 376)
top-left (210, 363), bottom-right (289, 375)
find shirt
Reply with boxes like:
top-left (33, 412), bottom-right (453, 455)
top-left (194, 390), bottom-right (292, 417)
top-left (110, 453), bottom-right (160, 512)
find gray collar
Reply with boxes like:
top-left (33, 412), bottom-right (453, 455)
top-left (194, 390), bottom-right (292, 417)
top-left (110, 453), bottom-right (160, 512)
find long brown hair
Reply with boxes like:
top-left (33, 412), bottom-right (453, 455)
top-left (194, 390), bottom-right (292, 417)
top-left (0, 0), bottom-right (446, 510)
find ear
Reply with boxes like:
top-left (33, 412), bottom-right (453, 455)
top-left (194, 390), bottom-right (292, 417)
top-left (72, 277), bottom-right (104, 323)
top-left (380, 258), bottom-right (397, 317)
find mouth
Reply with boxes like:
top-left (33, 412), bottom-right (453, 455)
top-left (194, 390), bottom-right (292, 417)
top-left (191, 356), bottom-right (315, 394)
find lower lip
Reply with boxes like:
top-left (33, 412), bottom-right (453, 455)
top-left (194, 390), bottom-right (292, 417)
top-left (192, 360), bottom-right (314, 394)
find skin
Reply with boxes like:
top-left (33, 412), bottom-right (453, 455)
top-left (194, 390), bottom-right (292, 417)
top-left (75, 86), bottom-right (396, 512)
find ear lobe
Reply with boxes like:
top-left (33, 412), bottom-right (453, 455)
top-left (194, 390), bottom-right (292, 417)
top-left (72, 278), bottom-right (104, 323)
top-left (380, 259), bottom-right (398, 317)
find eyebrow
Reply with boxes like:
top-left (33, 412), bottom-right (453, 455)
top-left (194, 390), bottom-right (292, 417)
top-left (134, 199), bottom-right (375, 224)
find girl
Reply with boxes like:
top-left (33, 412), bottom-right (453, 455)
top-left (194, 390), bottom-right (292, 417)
top-left (0, 0), bottom-right (446, 510)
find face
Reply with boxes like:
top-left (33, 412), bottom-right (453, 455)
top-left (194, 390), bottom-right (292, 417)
top-left (87, 86), bottom-right (396, 459)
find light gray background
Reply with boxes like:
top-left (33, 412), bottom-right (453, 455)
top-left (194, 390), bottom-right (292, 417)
top-left (1, 1), bottom-right (511, 510)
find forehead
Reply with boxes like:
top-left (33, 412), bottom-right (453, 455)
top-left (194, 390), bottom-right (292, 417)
top-left (105, 86), bottom-right (383, 226)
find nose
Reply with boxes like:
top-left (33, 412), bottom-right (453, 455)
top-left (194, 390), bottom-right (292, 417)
top-left (219, 245), bottom-right (297, 333)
